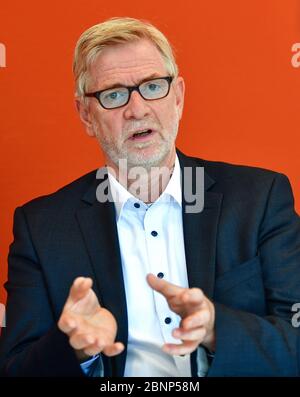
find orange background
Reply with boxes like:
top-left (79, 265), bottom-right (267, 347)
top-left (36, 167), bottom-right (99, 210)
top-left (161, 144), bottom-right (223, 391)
top-left (1, 0), bottom-right (300, 305)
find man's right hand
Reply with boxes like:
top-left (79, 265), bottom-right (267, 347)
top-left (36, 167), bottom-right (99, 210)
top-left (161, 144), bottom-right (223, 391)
top-left (58, 277), bottom-right (124, 362)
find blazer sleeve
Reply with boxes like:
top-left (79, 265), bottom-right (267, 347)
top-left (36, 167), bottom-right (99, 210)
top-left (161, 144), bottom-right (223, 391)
top-left (0, 206), bottom-right (85, 377)
top-left (208, 173), bottom-right (300, 376)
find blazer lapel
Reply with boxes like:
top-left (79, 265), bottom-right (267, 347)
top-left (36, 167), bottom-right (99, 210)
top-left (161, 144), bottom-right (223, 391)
top-left (178, 150), bottom-right (222, 377)
top-left (76, 172), bottom-right (128, 376)
top-left (177, 150), bottom-right (223, 300)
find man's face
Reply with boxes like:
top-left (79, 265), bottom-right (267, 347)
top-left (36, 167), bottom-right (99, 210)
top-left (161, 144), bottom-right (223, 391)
top-left (76, 39), bottom-right (185, 170)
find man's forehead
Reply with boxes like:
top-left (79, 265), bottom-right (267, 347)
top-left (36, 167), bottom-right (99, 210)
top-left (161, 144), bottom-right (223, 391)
top-left (94, 39), bottom-right (164, 67)
top-left (88, 39), bottom-right (167, 88)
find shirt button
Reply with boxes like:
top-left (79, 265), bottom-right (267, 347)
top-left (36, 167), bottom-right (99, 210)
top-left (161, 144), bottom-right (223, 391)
top-left (151, 230), bottom-right (158, 237)
top-left (164, 317), bottom-right (172, 324)
top-left (157, 272), bottom-right (164, 278)
top-left (134, 203), bottom-right (140, 208)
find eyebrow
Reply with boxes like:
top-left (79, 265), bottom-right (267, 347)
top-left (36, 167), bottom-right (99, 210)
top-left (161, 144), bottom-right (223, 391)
top-left (99, 73), bottom-right (163, 91)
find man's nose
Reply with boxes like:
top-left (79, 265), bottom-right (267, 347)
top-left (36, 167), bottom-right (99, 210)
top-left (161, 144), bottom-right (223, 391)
top-left (123, 90), bottom-right (150, 120)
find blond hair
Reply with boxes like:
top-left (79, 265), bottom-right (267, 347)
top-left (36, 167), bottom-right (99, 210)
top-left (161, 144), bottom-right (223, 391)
top-left (73, 17), bottom-right (178, 97)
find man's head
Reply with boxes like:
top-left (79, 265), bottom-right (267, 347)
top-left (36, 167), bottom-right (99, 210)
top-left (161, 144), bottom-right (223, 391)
top-left (74, 17), bottom-right (185, 171)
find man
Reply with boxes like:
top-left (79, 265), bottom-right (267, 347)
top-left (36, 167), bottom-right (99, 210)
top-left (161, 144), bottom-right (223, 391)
top-left (0, 17), bottom-right (300, 377)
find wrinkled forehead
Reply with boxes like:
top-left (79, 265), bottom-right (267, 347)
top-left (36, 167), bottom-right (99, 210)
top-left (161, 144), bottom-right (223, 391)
top-left (88, 39), bottom-right (168, 89)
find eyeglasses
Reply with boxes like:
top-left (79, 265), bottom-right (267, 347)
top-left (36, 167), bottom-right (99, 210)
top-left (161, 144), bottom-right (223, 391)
top-left (84, 76), bottom-right (174, 110)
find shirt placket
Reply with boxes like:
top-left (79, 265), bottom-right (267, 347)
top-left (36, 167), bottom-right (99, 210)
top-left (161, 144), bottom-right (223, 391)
top-left (143, 203), bottom-right (181, 346)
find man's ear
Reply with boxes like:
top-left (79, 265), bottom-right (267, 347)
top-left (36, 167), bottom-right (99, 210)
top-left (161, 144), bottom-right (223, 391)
top-left (174, 76), bottom-right (185, 120)
top-left (75, 98), bottom-right (96, 137)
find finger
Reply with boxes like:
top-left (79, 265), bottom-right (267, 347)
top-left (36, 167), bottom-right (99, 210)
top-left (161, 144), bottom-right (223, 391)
top-left (103, 342), bottom-right (125, 357)
top-left (84, 343), bottom-right (104, 357)
top-left (84, 341), bottom-right (124, 357)
top-left (167, 291), bottom-right (202, 313)
top-left (173, 326), bottom-right (207, 342)
top-left (83, 336), bottom-right (107, 356)
top-left (69, 332), bottom-right (96, 350)
top-left (66, 277), bottom-right (93, 309)
top-left (146, 274), bottom-right (183, 300)
top-left (163, 289), bottom-right (204, 316)
top-left (181, 288), bottom-right (204, 305)
top-left (58, 313), bottom-right (77, 334)
top-left (162, 340), bottom-right (199, 356)
top-left (181, 309), bottom-right (210, 330)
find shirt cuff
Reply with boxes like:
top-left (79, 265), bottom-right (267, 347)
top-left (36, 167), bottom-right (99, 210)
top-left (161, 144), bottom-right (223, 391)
top-left (80, 355), bottom-right (99, 375)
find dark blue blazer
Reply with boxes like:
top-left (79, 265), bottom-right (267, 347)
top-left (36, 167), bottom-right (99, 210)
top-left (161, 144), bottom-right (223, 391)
top-left (1, 149), bottom-right (300, 376)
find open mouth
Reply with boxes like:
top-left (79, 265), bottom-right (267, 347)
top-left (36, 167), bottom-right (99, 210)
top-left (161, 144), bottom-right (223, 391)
top-left (129, 129), bottom-right (154, 141)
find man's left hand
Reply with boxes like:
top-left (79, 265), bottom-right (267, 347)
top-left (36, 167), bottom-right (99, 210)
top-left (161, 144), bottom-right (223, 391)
top-left (147, 274), bottom-right (215, 355)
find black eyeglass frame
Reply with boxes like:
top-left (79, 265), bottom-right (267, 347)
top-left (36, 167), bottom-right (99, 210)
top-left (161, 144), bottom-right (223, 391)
top-left (84, 76), bottom-right (174, 110)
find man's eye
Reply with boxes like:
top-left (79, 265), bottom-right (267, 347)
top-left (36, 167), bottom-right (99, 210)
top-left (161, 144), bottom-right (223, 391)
top-left (107, 92), bottom-right (119, 100)
top-left (147, 83), bottom-right (160, 91)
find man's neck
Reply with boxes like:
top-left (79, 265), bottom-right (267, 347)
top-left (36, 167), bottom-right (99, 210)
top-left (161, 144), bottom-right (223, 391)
top-left (106, 150), bottom-right (176, 204)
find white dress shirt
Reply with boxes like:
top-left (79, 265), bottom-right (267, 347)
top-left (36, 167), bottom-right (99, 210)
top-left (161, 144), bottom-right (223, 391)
top-left (108, 155), bottom-right (191, 377)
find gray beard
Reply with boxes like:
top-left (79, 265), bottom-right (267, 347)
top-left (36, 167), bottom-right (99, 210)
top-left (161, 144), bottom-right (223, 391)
top-left (95, 119), bottom-right (179, 172)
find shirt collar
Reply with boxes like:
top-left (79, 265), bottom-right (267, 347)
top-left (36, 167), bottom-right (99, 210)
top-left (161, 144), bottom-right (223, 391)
top-left (162, 154), bottom-right (182, 207)
top-left (107, 154), bottom-right (182, 220)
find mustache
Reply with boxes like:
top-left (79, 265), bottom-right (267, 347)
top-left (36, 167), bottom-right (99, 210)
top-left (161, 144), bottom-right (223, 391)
top-left (123, 120), bottom-right (161, 138)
